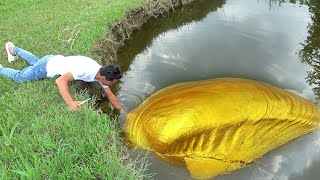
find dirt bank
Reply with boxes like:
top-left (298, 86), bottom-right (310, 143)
top-left (94, 0), bottom-right (198, 64)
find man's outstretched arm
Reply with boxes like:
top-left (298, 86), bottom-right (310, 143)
top-left (104, 87), bottom-right (122, 111)
top-left (55, 72), bottom-right (81, 110)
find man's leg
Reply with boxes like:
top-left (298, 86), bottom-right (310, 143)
top-left (6, 43), bottom-right (39, 66)
top-left (0, 54), bottom-right (53, 82)
top-left (0, 67), bottom-right (21, 82)
top-left (0, 65), bottom-right (43, 83)
top-left (12, 47), bottom-right (39, 66)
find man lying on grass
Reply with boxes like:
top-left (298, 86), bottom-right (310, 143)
top-left (0, 42), bottom-right (123, 111)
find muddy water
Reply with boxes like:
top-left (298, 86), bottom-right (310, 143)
top-left (114, 0), bottom-right (320, 179)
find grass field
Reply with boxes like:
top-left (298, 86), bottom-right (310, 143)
top-left (0, 0), bottom-right (150, 179)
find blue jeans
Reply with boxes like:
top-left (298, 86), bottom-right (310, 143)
top-left (0, 47), bottom-right (53, 83)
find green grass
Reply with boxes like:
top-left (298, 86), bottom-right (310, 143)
top-left (0, 0), bottom-right (151, 179)
top-left (0, 0), bottom-right (145, 56)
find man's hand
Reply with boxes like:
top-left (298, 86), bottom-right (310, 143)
top-left (68, 101), bottom-right (82, 111)
top-left (119, 108), bottom-right (128, 125)
top-left (55, 72), bottom-right (78, 110)
top-left (120, 108), bottom-right (127, 115)
top-left (104, 87), bottom-right (123, 110)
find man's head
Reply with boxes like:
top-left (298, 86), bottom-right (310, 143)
top-left (98, 64), bottom-right (122, 86)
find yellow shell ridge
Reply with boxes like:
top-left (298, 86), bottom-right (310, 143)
top-left (125, 78), bottom-right (320, 179)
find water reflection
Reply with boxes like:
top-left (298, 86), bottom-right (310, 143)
top-left (298, 0), bottom-right (320, 101)
top-left (114, 0), bottom-right (320, 179)
top-left (117, 0), bottom-right (227, 110)
top-left (118, 0), bottom-right (315, 112)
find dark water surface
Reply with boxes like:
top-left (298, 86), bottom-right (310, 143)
top-left (114, 0), bottom-right (320, 179)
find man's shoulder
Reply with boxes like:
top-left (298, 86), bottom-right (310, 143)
top-left (68, 55), bottom-right (93, 61)
top-left (68, 56), bottom-right (100, 65)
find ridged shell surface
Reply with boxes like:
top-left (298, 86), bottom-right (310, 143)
top-left (125, 78), bottom-right (320, 179)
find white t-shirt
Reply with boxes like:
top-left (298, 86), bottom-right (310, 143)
top-left (46, 55), bottom-right (108, 88)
